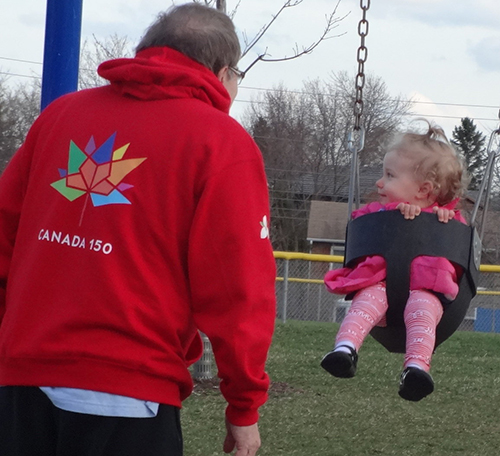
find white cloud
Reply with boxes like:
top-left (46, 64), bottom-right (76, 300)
top-left (469, 36), bottom-right (500, 72)
top-left (373, 0), bottom-right (500, 29)
top-left (408, 92), bottom-right (481, 137)
top-left (2, 0), bottom-right (499, 135)
top-left (18, 12), bottom-right (45, 28)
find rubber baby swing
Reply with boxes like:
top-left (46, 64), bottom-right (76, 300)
top-left (343, 210), bottom-right (481, 353)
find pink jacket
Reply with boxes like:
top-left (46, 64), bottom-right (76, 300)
top-left (324, 200), bottom-right (466, 300)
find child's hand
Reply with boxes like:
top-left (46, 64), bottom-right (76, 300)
top-left (432, 206), bottom-right (455, 223)
top-left (396, 203), bottom-right (421, 220)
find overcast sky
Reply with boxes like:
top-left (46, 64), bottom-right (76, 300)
top-left (1, 0), bottom-right (500, 140)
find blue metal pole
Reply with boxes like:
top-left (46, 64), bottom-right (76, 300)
top-left (41, 0), bottom-right (83, 111)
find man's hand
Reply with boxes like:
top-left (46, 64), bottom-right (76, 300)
top-left (396, 203), bottom-right (421, 220)
top-left (432, 205), bottom-right (455, 223)
top-left (223, 419), bottom-right (261, 456)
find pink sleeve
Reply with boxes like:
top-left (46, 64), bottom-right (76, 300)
top-left (453, 211), bottom-right (467, 224)
top-left (352, 201), bottom-right (385, 218)
top-left (425, 200), bottom-right (467, 224)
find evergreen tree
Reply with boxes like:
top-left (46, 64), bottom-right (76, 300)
top-left (451, 117), bottom-right (486, 190)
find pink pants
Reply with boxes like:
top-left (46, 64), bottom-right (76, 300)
top-left (335, 282), bottom-right (444, 371)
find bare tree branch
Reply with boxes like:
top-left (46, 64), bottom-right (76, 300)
top-left (193, 0), bottom-right (347, 75)
top-left (192, 0), bottom-right (240, 18)
top-left (241, 0), bottom-right (303, 59)
top-left (216, 0), bottom-right (226, 13)
top-left (227, 0), bottom-right (241, 19)
top-left (195, 0), bottom-right (215, 6)
top-left (240, 49), bottom-right (267, 76)
top-left (192, 0), bottom-right (216, 9)
top-left (79, 34), bottom-right (132, 89)
top-left (262, 12), bottom-right (345, 62)
top-left (241, 0), bottom-right (348, 76)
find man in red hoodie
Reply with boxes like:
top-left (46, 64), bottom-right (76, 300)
top-left (0, 4), bottom-right (276, 456)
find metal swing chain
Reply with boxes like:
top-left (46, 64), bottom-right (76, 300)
top-left (347, 0), bottom-right (370, 216)
top-left (354, 0), bottom-right (370, 131)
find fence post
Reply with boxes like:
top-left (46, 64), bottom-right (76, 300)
top-left (282, 259), bottom-right (289, 323)
top-left (192, 332), bottom-right (213, 380)
top-left (317, 284), bottom-right (322, 321)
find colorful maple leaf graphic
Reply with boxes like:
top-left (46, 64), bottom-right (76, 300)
top-left (51, 133), bottom-right (146, 205)
top-left (51, 133), bottom-right (146, 224)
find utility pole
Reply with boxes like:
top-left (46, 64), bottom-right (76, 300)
top-left (216, 0), bottom-right (226, 13)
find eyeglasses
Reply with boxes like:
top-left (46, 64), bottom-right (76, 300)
top-left (229, 66), bottom-right (245, 85)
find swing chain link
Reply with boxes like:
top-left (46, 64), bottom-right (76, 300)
top-left (348, 0), bottom-right (370, 216)
top-left (354, 0), bottom-right (370, 131)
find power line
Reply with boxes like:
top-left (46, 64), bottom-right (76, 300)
top-left (0, 56), bottom-right (498, 111)
top-left (0, 71), bottom-right (40, 80)
top-left (238, 85), bottom-right (500, 110)
top-left (0, 59), bottom-right (499, 118)
top-left (233, 99), bottom-right (500, 123)
top-left (405, 113), bottom-right (498, 122)
top-left (0, 83), bottom-right (495, 124)
top-left (0, 56), bottom-right (42, 65)
top-left (405, 100), bottom-right (499, 110)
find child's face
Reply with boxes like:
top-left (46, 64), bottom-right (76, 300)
top-left (376, 151), bottom-right (424, 206)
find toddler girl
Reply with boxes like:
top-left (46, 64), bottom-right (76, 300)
top-left (321, 120), bottom-right (468, 401)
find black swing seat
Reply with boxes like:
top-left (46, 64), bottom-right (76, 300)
top-left (344, 210), bottom-right (481, 353)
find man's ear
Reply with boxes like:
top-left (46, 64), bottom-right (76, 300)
top-left (418, 181), bottom-right (433, 198)
top-left (216, 66), bottom-right (229, 83)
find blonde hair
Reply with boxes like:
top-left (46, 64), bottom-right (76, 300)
top-left (388, 119), bottom-right (468, 206)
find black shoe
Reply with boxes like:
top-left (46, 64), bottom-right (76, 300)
top-left (320, 345), bottom-right (358, 378)
top-left (398, 367), bottom-right (434, 402)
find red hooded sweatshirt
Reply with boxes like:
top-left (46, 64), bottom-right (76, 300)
top-left (0, 47), bottom-right (276, 426)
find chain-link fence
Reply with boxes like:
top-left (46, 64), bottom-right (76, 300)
top-left (275, 252), bottom-right (500, 333)
top-left (192, 252), bottom-right (500, 380)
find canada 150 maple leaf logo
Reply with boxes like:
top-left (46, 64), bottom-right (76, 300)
top-left (51, 133), bottom-right (146, 224)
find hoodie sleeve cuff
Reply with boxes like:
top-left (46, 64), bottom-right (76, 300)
top-left (225, 405), bottom-right (259, 427)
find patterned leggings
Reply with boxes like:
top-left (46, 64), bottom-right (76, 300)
top-left (335, 282), bottom-right (444, 371)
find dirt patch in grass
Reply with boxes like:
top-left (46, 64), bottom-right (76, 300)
top-left (192, 378), bottom-right (221, 395)
top-left (269, 381), bottom-right (305, 394)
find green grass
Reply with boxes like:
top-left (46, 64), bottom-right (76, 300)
top-left (182, 321), bottom-right (500, 455)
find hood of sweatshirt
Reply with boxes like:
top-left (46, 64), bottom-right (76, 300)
top-left (98, 46), bottom-right (231, 114)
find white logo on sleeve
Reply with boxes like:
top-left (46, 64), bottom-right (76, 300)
top-left (260, 215), bottom-right (269, 239)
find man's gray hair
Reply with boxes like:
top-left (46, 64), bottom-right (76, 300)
top-left (136, 3), bottom-right (241, 75)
